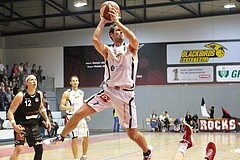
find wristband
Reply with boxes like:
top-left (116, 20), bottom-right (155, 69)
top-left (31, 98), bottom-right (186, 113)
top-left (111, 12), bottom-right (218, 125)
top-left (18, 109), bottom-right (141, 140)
top-left (10, 120), bottom-right (16, 125)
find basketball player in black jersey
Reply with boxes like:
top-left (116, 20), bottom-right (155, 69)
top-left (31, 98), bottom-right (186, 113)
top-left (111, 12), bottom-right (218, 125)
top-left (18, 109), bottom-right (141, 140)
top-left (8, 75), bottom-right (51, 160)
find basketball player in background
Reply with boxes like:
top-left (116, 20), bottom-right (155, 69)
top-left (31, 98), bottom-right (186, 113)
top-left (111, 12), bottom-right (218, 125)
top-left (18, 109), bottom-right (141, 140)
top-left (44, 4), bottom-right (152, 160)
top-left (8, 75), bottom-right (51, 160)
top-left (59, 75), bottom-right (90, 160)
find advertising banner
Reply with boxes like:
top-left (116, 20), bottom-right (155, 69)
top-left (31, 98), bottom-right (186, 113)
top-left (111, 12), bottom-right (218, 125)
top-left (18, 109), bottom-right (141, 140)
top-left (167, 42), bottom-right (240, 65)
top-left (217, 65), bottom-right (240, 82)
top-left (199, 118), bottom-right (240, 132)
top-left (167, 66), bottom-right (213, 83)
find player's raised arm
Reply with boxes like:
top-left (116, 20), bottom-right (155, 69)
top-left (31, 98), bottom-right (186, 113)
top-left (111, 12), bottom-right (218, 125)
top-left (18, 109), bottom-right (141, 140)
top-left (92, 17), bottom-right (110, 60)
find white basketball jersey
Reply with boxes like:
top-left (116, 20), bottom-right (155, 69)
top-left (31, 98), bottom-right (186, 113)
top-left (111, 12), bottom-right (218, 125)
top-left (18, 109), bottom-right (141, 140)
top-left (66, 88), bottom-right (84, 115)
top-left (104, 43), bottom-right (138, 89)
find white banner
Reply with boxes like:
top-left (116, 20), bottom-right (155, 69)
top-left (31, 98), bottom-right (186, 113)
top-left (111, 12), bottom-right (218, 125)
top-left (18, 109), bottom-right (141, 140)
top-left (216, 65), bottom-right (240, 82)
top-left (167, 66), bottom-right (213, 83)
top-left (167, 42), bottom-right (240, 64)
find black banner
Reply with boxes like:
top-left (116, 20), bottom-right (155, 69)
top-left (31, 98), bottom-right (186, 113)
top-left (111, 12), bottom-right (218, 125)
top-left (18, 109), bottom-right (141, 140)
top-left (199, 118), bottom-right (240, 132)
top-left (64, 43), bottom-right (167, 87)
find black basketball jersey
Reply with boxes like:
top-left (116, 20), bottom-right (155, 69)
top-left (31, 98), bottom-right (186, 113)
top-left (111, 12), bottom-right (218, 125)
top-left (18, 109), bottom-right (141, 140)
top-left (14, 89), bottom-right (41, 125)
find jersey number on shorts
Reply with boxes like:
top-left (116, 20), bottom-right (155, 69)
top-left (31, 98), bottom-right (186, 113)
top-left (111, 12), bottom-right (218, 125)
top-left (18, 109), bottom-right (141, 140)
top-left (100, 93), bottom-right (110, 102)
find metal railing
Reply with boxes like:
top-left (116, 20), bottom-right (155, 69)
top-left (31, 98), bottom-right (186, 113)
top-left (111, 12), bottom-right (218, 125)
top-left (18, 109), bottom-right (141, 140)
top-left (46, 96), bottom-right (59, 111)
top-left (38, 76), bottom-right (55, 92)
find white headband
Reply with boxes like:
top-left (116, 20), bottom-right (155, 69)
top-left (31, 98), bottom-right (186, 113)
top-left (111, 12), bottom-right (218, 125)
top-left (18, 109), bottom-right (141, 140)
top-left (25, 75), bottom-right (36, 82)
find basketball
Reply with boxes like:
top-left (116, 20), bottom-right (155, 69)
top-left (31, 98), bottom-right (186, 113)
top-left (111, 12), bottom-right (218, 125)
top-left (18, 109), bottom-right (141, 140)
top-left (100, 1), bottom-right (120, 21)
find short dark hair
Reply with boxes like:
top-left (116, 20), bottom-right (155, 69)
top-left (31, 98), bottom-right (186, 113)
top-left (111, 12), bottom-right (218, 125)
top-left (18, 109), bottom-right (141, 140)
top-left (109, 24), bottom-right (116, 40)
top-left (69, 75), bottom-right (78, 82)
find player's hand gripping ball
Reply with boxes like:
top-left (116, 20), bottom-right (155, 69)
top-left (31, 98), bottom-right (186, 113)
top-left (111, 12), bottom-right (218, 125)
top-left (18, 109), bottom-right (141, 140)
top-left (100, 1), bottom-right (120, 21)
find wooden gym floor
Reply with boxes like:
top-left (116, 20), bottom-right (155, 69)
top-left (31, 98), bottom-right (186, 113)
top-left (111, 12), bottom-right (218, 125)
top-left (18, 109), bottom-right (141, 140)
top-left (0, 131), bottom-right (240, 160)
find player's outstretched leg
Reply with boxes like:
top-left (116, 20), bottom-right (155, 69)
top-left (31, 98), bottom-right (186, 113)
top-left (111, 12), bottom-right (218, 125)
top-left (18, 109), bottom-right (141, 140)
top-left (172, 123), bottom-right (194, 160)
top-left (204, 142), bottom-right (216, 160)
top-left (180, 123), bottom-right (194, 149)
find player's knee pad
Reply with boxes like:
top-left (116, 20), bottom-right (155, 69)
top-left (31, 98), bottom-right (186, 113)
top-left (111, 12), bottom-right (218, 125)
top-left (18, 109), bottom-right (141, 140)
top-left (33, 144), bottom-right (43, 160)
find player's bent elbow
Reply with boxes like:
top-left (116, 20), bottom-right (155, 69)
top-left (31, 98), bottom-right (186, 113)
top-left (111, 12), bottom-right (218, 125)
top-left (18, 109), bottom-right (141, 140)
top-left (92, 38), bottom-right (99, 46)
top-left (59, 106), bottom-right (64, 110)
top-left (129, 35), bottom-right (138, 42)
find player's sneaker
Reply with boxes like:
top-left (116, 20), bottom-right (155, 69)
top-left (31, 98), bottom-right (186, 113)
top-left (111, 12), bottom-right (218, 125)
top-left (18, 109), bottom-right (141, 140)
top-left (180, 123), bottom-right (194, 149)
top-left (143, 145), bottom-right (153, 160)
top-left (204, 142), bottom-right (216, 160)
top-left (43, 135), bottom-right (64, 145)
top-left (80, 156), bottom-right (88, 160)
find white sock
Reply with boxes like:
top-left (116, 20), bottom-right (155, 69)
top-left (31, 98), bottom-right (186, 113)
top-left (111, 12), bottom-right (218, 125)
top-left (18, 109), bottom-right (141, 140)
top-left (178, 142), bottom-right (188, 155)
top-left (82, 155), bottom-right (87, 158)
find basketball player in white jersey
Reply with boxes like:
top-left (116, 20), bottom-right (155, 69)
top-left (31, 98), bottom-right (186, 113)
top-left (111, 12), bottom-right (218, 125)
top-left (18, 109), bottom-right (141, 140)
top-left (44, 5), bottom-right (152, 160)
top-left (59, 75), bottom-right (90, 160)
